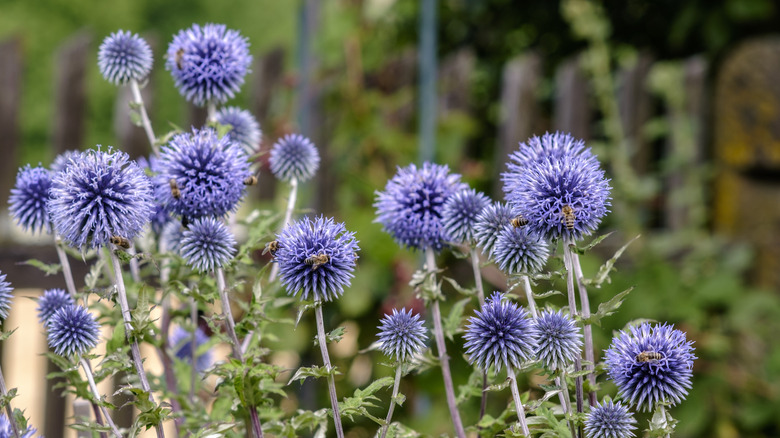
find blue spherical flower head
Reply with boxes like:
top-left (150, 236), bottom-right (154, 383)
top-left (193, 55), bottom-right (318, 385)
top-left (441, 188), bottom-right (490, 246)
top-left (276, 216), bottom-right (359, 302)
top-left (155, 128), bottom-right (251, 219)
top-left (492, 225), bottom-right (550, 274)
top-left (534, 309), bottom-right (582, 370)
top-left (269, 134), bottom-right (320, 183)
top-left (37, 288), bottom-right (75, 325)
top-left (473, 201), bottom-right (515, 256)
top-left (0, 272), bottom-right (12, 322)
top-left (374, 162), bottom-right (467, 252)
top-left (504, 151), bottom-right (611, 241)
top-left (48, 148), bottom-right (154, 249)
top-left (9, 165), bottom-right (53, 234)
top-left (605, 323), bottom-right (696, 411)
top-left (584, 399), bottom-right (637, 438)
top-left (169, 325), bottom-right (213, 373)
top-left (377, 308), bottom-right (428, 362)
top-left (0, 414), bottom-right (36, 438)
top-left (166, 23), bottom-right (252, 106)
top-left (50, 150), bottom-right (80, 173)
top-left (179, 217), bottom-right (237, 273)
top-left (504, 132), bottom-right (593, 174)
top-left (98, 30), bottom-right (153, 85)
top-left (216, 107), bottom-right (262, 155)
top-left (47, 304), bottom-right (100, 357)
top-left (463, 292), bottom-right (538, 372)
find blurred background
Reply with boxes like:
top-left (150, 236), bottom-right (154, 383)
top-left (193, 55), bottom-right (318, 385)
top-left (2, 0), bottom-right (780, 437)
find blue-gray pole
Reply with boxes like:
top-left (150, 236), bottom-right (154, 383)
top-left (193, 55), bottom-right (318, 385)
top-left (418, 0), bottom-right (437, 164)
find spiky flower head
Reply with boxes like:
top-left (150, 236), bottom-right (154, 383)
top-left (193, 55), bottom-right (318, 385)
top-left (605, 323), bottom-right (696, 411)
top-left (37, 288), bottom-right (75, 325)
top-left (441, 188), bottom-right (490, 246)
top-left (377, 308), bottom-right (428, 362)
top-left (166, 23), bottom-right (251, 106)
top-left (463, 292), bottom-right (537, 372)
top-left (47, 304), bottom-right (100, 357)
top-left (584, 399), bottom-right (637, 438)
top-left (492, 226), bottom-right (550, 274)
top-left (275, 216), bottom-right (359, 302)
top-left (9, 165), bottom-right (53, 234)
top-left (50, 150), bottom-right (80, 173)
top-left (0, 272), bottom-right (12, 322)
top-left (374, 162), bottom-right (466, 252)
top-left (179, 217), bottom-right (236, 273)
top-left (216, 107), bottom-right (262, 155)
top-left (0, 414), bottom-right (36, 438)
top-left (48, 148), bottom-right (153, 249)
top-left (534, 309), bottom-right (582, 370)
top-left (98, 30), bottom-right (153, 85)
top-left (154, 128), bottom-right (251, 219)
top-left (504, 132), bottom-right (594, 171)
top-left (169, 325), bottom-right (213, 373)
top-left (269, 134), bottom-right (320, 183)
top-left (473, 201), bottom-right (515, 256)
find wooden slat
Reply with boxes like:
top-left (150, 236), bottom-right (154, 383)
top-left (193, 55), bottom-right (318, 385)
top-left (52, 31), bottom-right (91, 156)
top-left (617, 52), bottom-right (655, 175)
top-left (0, 37), bottom-right (23, 243)
top-left (553, 54), bottom-right (591, 140)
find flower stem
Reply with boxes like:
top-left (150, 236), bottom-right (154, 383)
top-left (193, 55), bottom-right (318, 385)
top-left (520, 275), bottom-right (537, 318)
top-left (108, 249), bottom-right (165, 438)
top-left (54, 234), bottom-right (78, 299)
top-left (563, 239), bottom-right (584, 438)
top-left (0, 365), bottom-right (21, 438)
top-left (80, 358), bottom-right (122, 438)
top-left (380, 365), bottom-right (403, 438)
top-left (507, 367), bottom-right (531, 437)
top-left (571, 251), bottom-right (597, 406)
top-left (314, 304), bottom-right (345, 438)
top-left (207, 102), bottom-right (217, 123)
top-left (425, 247), bottom-right (467, 438)
top-left (559, 371), bottom-right (577, 438)
top-left (129, 79), bottom-right (158, 157)
top-left (189, 297), bottom-right (198, 405)
top-left (469, 247), bottom-right (490, 422)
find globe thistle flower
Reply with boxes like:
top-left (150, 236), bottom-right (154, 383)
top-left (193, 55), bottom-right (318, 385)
top-left (374, 162), bottom-right (466, 252)
top-left (0, 414), bottom-right (36, 438)
top-left (169, 325), bottom-right (213, 373)
top-left (37, 288), bottom-right (75, 325)
top-left (269, 134), bottom-right (320, 183)
top-left (166, 23), bottom-right (251, 106)
top-left (504, 149), bottom-right (611, 241)
top-left (0, 272), bottom-right (12, 322)
top-left (534, 309), bottom-right (582, 370)
top-left (48, 148), bottom-right (154, 249)
top-left (154, 128), bottom-right (251, 219)
top-left (161, 221), bottom-right (185, 254)
top-left (9, 165), bottom-right (53, 234)
top-left (463, 292), bottom-right (537, 372)
top-left (377, 308), bottom-right (428, 362)
top-left (275, 216), bottom-right (359, 302)
top-left (179, 217), bottom-right (237, 273)
top-left (98, 30), bottom-right (153, 85)
top-left (50, 150), bottom-right (80, 173)
top-left (584, 399), bottom-right (637, 438)
top-left (492, 226), bottom-right (550, 274)
top-left (441, 188), bottom-right (490, 246)
top-left (47, 304), bottom-right (100, 357)
top-left (473, 201), bottom-right (515, 256)
top-left (605, 323), bottom-right (696, 411)
top-left (504, 132), bottom-right (593, 174)
top-left (216, 107), bottom-right (262, 155)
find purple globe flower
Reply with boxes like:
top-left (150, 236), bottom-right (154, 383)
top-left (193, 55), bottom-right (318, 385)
top-left (473, 201), bottom-right (515, 256)
top-left (169, 325), bottom-right (213, 373)
top-left (492, 226), bottom-right (550, 274)
top-left (216, 107), bottom-right (262, 155)
top-left (463, 292), bottom-right (537, 372)
top-left (50, 150), bottom-right (80, 173)
top-left (47, 304), bottom-right (100, 357)
top-left (161, 221), bottom-right (185, 254)
top-left (441, 188), bottom-right (490, 246)
top-left (98, 30), bottom-right (153, 85)
top-left (154, 128), bottom-right (251, 219)
top-left (377, 308), bottom-right (428, 362)
top-left (166, 23), bottom-right (252, 106)
top-left (534, 309), bottom-right (582, 370)
top-left (269, 134), bottom-right (320, 183)
top-left (374, 162), bottom-right (467, 252)
top-left (0, 272), bottom-right (12, 322)
top-left (275, 216), bottom-right (359, 302)
top-left (605, 323), bottom-right (696, 411)
top-left (0, 414), bottom-right (36, 438)
top-left (136, 155), bottom-right (173, 234)
top-left (9, 165), bottom-right (53, 234)
top-left (37, 288), bottom-right (75, 325)
top-left (179, 217), bottom-right (236, 273)
top-left (504, 132), bottom-right (594, 172)
top-left (584, 399), bottom-right (637, 438)
top-left (48, 148), bottom-right (154, 249)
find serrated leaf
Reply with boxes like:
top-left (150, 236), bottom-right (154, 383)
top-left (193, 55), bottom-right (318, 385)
top-left (287, 366), bottom-right (336, 385)
top-left (570, 231), bottom-right (615, 255)
top-left (295, 301), bottom-right (317, 328)
top-left (581, 287), bottom-right (634, 327)
top-left (533, 290), bottom-right (563, 299)
top-left (442, 276), bottom-right (476, 297)
top-left (587, 235), bottom-right (640, 288)
top-left (0, 328), bottom-right (18, 342)
top-left (393, 392), bottom-right (406, 406)
top-left (313, 326), bottom-right (346, 346)
top-left (443, 298), bottom-right (470, 341)
top-left (20, 259), bottom-right (61, 276)
top-left (485, 378), bottom-right (511, 393)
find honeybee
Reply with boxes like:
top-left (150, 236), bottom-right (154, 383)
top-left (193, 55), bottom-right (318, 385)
top-left (169, 178), bottom-right (181, 199)
top-left (304, 253), bottom-right (330, 270)
top-left (636, 351), bottom-right (664, 362)
top-left (510, 215), bottom-right (529, 227)
top-left (561, 205), bottom-right (575, 230)
top-left (174, 48), bottom-right (185, 69)
top-left (243, 175), bottom-right (258, 186)
top-left (262, 240), bottom-right (279, 258)
top-left (110, 235), bottom-right (132, 249)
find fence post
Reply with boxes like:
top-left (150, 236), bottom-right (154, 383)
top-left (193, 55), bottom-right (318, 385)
top-left (0, 37), bottom-right (22, 244)
top-left (617, 52), bottom-right (655, 175)
top-left (553, 54), bottom-right (591, 140)
top-left (251, 46), bottom-right (286, 201)
top-left (52, 31), bottom-right (91, 155)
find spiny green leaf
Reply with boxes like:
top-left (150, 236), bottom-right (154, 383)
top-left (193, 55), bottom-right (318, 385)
top-left (287, 365), bottom-right (337, 385)
top-left (0, 328), bottom-right (18, 342)
top-left (580, 287), bottom-right (634, 327)
top-left (442, 276), bottom-right (476, 297)
top-left (20, 259), bottom-right (60, 276)
top-left (443, 298), bottom-right (471, 341)
top-left (569, 231), bottom-right (615, 255)
top-left (586, 234), bottom-right (640, 288)
top-left (313, 326), bottom-right (346, 346)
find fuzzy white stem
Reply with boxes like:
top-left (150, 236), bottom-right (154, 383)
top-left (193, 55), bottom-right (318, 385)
top-left (314, 305), bottom-right (345, 438)
top-left (0, 366), bottom-right (21, 438)
top-left (54, 235), bottom-right (78, 299)
top-left (127, 247), bottom-right (141, 284)
top-left (216, 268), bottom-right (242, 360)
top-left (189, 297), bottom-right (198, 404)
top-left (380, 366), bottom-right (403, 438)
top-left (571, 251), bottom-right (596, 406)
top-left (563, 239), bottom-right (584, 437)
top-left (521, 275), bottom-right (537, 318)
top-left (207, 102), bottom-right (217, 123)
top-left (470, 247), bottom-right (485, 306)
top-left (508, 367), bottom-right (531, 437)
top-left (80, 358), bottom-right (122, 438)
top-left (129, 79), bottom-right (158, 157)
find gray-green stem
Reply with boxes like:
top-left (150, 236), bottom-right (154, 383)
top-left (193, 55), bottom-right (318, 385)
top-left (470, 247), bottom-right (490, 421)
top-left (314, 304), bottom-right (345, 438)
top-left (425, 247), bottom-right (466, 438)
top-left (520, 275), bottom-right (537, 318)
top-left (54, 235), bottom-right (78, 299)
top-left (559, 370), bottom-right (577, 438)
top-left (507, 367), bottom-right (531, 437)
top-left (563, 239), bottom-right (584, 438)
top-left (129, 79), bottom-right (158, 157)
top-left (80, 358), bottom-right (122, 438)
top-left (380, 365), bottom-right (403, 438)
top-left (571, 251), bottom-right (597, 406)
top-left (0, 366), bottom-right (21, 438)
top-left (207, 102), bottom-right (217, 124)
top-left (189, 297), bottom-right (198, 404)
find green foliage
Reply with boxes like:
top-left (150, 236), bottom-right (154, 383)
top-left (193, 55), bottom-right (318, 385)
top-left (20, 259), bottom-right (61, 276)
